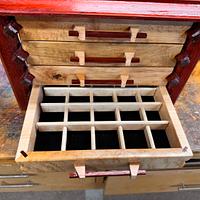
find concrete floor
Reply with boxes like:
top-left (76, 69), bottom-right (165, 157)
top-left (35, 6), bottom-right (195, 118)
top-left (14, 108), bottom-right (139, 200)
top-left (0, 190), bottom-right (200, 200)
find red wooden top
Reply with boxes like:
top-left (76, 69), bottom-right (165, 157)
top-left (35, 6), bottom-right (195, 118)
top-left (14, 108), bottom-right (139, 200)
top-left (0, 0), bottom-right (199, 21)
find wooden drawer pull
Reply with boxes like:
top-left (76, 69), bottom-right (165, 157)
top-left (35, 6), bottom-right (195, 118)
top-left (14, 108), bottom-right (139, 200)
top-left (69, 26), bottom-right (147, 41)
top-left (70, 56), bottom-right (140, 64)
top-left (72, 79), bottom-right (134, 85)
top-left (74, 72), bottom-right (131, 87)
top-left (69, 170), bottom-right (146, 178)
top-left (73, 162), bottom-right (142, 179)
top-left (70, 51), bottom-right (140, 65)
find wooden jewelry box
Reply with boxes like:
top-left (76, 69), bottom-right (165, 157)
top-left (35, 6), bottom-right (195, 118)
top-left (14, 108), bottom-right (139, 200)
top-left (0, 0), bottom-right (200, 193)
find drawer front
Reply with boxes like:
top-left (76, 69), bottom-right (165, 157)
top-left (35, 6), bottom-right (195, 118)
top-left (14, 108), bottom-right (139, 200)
top-left (15, 85), bottom-right (192, 174)
top-left (17, 17), bottom-right (189, 87)
top-left (105, 169), bottom-right (200, 195)
top-left (16, 16), bottom-right (191, 44)
top-left (22, 41), bottom-right (182, 67)
top-left (0, 161), bottom-right (21, 174)
top-left (29, 66), bottom-right (173, 86)
top-left (0, 172), bottom-right (102, 192)
top-left (0, 169), bottom-right (199, 193)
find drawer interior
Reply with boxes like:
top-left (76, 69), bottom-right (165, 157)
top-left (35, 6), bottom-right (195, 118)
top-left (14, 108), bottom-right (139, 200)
top-left (16, 85), bottom-right (192, 173)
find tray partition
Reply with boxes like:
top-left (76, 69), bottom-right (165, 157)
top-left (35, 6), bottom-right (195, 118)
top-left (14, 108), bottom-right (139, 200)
top-left (37, 87), bottom-right (171, 151)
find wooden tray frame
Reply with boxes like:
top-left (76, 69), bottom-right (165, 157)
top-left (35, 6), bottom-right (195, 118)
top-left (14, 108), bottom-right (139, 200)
top-left (15, 84), bottom-right (192, 173)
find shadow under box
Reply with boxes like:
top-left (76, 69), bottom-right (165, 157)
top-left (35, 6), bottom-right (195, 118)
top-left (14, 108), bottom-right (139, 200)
top-left (69, 95), bottom-right (90, 103)
top-left (68, 112), bottom-right (90, 121)
top-left (151, 130), bottom-right (170, 148)
top-left (120, 111), bottom-right (141, 121)
top-left (146, 111), bottom-right (161, 121)
top-left (66, 131), bottom-right (91, 150)
top-left (93, 96), bottom-right (113, 102)
top-left (117, 96), bottom-right (136, 102)
top-left (124, 130), bottom-right (148, 149)
top-left (141, 96), bottom-right (155, 102)
top-left (42, 96), bottom-right (65, 103)
top-left (39, 112), bottom-right (64, 122)
top-left (96, 130), bottom-right (120, 149)
top-left (94, 111), bottom-right (116, 121)
top-left (34, 131), bottom-right (62, 151)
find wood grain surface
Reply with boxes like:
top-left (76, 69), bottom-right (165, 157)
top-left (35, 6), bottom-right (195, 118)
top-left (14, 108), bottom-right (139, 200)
top-left (22, 42), bottom-right (182, 67)
top-left (29, 66), bottom-right (173, 86)
top-left (16, 16), bottom-right (191, 44)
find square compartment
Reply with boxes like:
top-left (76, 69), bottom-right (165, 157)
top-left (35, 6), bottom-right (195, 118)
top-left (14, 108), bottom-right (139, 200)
top-left (66, 131), bottom-right (91, 150)
top-left (68, 112), bottom-right (90, 121)
top-left (120, 111), bottom-right (141, 121)
top-left (93, 96), bottom-right (113, 102)
top-left (42, 96), bottom-right (65, 103)
top-left (117, 96), bottom-right (136, 102)
top-left (151, 130), bottom-right (170, 148)
top-left (141, 96), bottom-right (155, 102)
top-left (146, 111), bottom-right (161, 121)
top-left (34, 131), bottom-right (62, 151)
top-left (69, 96), bottom-right (90, 103)
top-left (95, 111), bottom-right (115, 121)
top-left (39, 112), bottom-right (64, 122)
top-left (124, 130), bottom-right (148, 149)
top-left (96, 130), bottom-right (119, 149)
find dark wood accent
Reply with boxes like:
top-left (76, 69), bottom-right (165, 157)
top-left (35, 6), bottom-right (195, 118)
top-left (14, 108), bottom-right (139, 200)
top-left (0, 16), bottom-right (32, 110)
top-left (0, 0), bottom-right (199, 21)
top-left (69, 169), bottom-right (146, 178)
top-left (69, 30), bottom-right (147, 39)
top-left (167, 22), bottom-right (200, 103)
top-left (70, 56), bottom-right (140, 64)
top-left (20, 150), bottom-right (28, 158)
top-left (72, 79), bottom-right (134, 85)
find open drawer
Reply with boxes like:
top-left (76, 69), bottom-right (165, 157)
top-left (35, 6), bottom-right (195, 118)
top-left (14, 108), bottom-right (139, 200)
top-left (15, 84), bottom-right (192, 177)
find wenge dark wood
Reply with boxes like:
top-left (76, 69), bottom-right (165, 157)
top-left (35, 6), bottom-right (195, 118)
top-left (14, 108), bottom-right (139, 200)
top-left (0, 0), bottom-right (199, 21)
top-left (70, 56), bottom-right (140, 64)
top-left (167, 22), bottom-right (200, 103)
top-left (72, 79), bottom-right (134, 85)
top-left (0, 16), bottom-right (32, 110)
top-left (68, 30), bottom-right (147, 39)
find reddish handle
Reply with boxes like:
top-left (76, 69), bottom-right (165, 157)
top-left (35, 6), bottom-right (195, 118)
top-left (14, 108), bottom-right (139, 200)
top-left (69, 30), bottom-right (147, 39)
top-left (70, 56), bottom-right (140, 64)
top-left (69, 169), bottom-right (146, 178)
top-left (72, 79), bottom-right (134, 85)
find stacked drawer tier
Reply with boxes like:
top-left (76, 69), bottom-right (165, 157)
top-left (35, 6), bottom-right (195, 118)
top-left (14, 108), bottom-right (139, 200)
top-left (17, 16), bottom-right (192, 87)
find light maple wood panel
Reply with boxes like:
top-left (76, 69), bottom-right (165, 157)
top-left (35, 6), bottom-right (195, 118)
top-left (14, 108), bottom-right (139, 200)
top-left (16, 16), bottom-right (191, 44)
top-left (29, 66), bottom-right (173, 86)
top-left (105, 169), bottom-right (200, 195)
top-left (22, 41), bottom-right (183, 67)
top-left (17, 150), bottom-right (189, 173)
